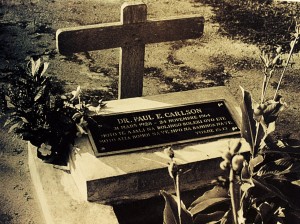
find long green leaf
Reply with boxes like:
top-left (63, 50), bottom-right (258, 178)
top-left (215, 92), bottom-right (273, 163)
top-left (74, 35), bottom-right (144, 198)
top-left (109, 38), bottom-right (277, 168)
top-left (253, 178), bottom-right (299, 209)
top-left (271, 172), bottom-right (300, 184)
top-left (278, 182), bottom-right (300, 210)
top-left (249, 155), bottom-right (264, 173)
top-left (256, 158), bottom-right (294, 177)
top-left (256, 122), bottom-right (266, 154)
top-left (284, 138), bottom-right (300, 148)
top-left (189, 186), bottom-right (228, 210)
top-left (240, 87), bottom-right (257, 155)
top-left (160, 190), bottom-right (193, 224)
top-left (4, 116), bottom-right (21, 127)
top-left (193, 211), bottom-right (225, 224)
top-left (189, 198), bottom-right (230, 216)
top-left (8, 121), bottom-right (22, 133)
top-left (262, 148), bottom-right (300, 155)
top-left (34, 85), bottom-right (47, 102)
top-left (292, 180), bottom-right (300, 186)
top-left (40, 62), bottom-right (49, 77)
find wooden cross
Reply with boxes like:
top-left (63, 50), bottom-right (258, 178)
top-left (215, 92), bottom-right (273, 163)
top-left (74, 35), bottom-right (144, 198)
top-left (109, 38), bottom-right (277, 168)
top-left (56, 2), bottom-right (204, 99)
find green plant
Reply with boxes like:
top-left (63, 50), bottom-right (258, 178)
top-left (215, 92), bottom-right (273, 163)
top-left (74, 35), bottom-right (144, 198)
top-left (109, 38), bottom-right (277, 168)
top-left (0, 58), bottom-right (105, 165)
top-left (161, 23), bottom-right (300, 224)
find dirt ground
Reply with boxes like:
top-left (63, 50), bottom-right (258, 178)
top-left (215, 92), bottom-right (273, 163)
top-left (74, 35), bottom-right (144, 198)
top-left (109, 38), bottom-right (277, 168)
top-left (1, 0), bottom-right (300, 223)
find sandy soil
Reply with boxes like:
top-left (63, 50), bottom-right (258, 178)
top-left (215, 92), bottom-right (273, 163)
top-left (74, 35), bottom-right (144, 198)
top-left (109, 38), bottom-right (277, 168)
top-left (1, 0), bottom-right (300, 223)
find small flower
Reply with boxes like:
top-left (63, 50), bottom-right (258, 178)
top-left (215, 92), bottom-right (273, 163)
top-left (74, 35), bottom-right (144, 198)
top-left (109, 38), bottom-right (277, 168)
top-left (38, 143), bottom-right (52, 156)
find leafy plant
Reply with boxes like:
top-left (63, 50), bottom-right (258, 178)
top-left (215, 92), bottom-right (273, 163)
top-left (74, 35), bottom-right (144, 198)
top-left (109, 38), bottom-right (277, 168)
top-left (0, 58), bottom-right (105, 165)
top-left (161, 22), bottom-right (300, 224)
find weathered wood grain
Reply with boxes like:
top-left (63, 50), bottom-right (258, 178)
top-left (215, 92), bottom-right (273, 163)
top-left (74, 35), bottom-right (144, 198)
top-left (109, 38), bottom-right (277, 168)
top-left (56, 16), bottom-right (204, 55)
top-left (119, 3), bottom-right (147, 99)
top-left (56, 2), bottom-right (204, 99)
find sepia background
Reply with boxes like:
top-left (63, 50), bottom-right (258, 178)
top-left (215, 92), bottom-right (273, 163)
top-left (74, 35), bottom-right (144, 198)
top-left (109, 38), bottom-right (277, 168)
top-left (1, 0), bottom-right (300, 223)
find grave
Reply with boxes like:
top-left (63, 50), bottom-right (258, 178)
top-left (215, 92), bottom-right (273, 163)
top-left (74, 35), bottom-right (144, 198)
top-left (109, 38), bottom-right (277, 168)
top-left (28, 2), bottom-right (249, 224)
top-left (69, 87), bottom-right (249, 204)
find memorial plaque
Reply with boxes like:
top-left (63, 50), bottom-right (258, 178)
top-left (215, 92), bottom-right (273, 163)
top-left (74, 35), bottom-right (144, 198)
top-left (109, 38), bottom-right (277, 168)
top-left (87, 100), bottom-right (240, 156)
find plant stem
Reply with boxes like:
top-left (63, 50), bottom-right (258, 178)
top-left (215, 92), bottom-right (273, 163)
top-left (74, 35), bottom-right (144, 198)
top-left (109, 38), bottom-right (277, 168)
top-left (176, 173), bottom-right (182, 224)
top-left (78, 96), bottom-right (81, 109)
top-left (229, 169), bottom-right (239, 224)
top-left (253, 122), bottom-right (260, 157)
top-left (256, 68), bottom-right (273, 157)
top-left (263, 74), bottom-right (272, 101)
top-left (260, 69), bottom-right (268, 103)
top-left (273, 36), bottom-right (299, 100)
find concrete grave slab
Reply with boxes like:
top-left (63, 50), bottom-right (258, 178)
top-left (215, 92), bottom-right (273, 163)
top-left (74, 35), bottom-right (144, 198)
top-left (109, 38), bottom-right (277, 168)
top-left (28, 143), bottom-right (118, 224)
top-left (70, 87), bottom-right (250, 204)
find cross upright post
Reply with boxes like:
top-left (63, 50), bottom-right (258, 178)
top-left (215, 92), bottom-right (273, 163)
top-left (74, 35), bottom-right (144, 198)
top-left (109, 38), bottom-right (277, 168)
top-left (56, 2), bottom-right (204, 99)
top-left (119, 3), bottom-right (147, 99)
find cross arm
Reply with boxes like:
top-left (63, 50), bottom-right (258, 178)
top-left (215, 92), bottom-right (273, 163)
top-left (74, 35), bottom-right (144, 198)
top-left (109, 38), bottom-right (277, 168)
top-left (56, 15), bottom-right (204, 55)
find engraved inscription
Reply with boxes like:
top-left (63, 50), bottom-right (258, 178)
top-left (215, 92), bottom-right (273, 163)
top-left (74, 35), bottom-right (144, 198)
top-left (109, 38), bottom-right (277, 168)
top-left (87, 101), bottom-right (240, 155)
